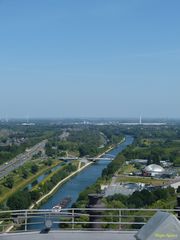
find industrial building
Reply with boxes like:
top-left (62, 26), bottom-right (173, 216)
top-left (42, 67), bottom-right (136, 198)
top-left (142, 164), bottom-right (165, 177)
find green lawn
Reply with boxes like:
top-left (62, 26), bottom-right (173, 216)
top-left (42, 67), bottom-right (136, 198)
top-left (115, 175), bottom-right (168, 186)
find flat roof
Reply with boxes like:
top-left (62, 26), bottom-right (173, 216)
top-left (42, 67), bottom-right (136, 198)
top-left (0, 231), bottom-right (136, 240)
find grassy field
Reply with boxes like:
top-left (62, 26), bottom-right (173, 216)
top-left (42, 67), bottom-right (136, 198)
top-left (115, 175), bottom-right (169, 186)
top-left (117, 164), bottom-right (137, 174)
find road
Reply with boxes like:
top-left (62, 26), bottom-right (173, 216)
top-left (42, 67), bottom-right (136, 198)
top-left (0, 140), bottom-right (47, 179)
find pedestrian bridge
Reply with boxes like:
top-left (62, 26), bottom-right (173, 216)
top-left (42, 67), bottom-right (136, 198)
top-left (59, 157), bottom-right (114, 162)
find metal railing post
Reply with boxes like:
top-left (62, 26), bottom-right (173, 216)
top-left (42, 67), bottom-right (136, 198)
top-left (119, 210), bottom-right (122, 230)
top-left (25, 210), bottom-right (27, 231)
top-left (72, 209), bottom-right (75, 229)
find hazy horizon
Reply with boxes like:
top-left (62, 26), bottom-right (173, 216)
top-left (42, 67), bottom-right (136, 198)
top-left (0, 116), bottom-right (179, 122)
top-left (0, 1), bottom-right (180, 119)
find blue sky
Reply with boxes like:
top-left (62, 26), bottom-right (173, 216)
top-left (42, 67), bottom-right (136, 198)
top-left (0, 0), bottom-right (180, 119)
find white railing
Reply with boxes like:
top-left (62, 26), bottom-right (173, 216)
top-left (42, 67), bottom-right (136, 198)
top-left (0, 208), bottom-right (179, 233)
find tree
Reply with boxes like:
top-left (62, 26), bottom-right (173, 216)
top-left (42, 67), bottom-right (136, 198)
top-left (21, 168), bottom-right (29, 179)
top-left (140, 189), bottom-right (155, 206)
top-left (7, 191), bottom-right (31, 210)
top-left (45, 159), bottom-right (52, 166)
top-left (31, 164), bottom-right (38, 174)
top-left (177, 186), bottom-right (180, 193)
top-left (153, 189), bottom-right (169, 201)
top-left (4, 175), bottom-right (14, 189)
top-left (30, 190), bottom-right (41, 201)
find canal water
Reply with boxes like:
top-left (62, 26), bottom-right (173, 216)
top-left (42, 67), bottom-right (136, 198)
top-left (28, 135), bottom-right (133, 230)
top-left (41, 135), bottom-right (133, 209)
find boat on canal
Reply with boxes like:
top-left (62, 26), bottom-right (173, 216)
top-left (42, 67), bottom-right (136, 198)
top-left (52, 196), bottom-right (72, 212)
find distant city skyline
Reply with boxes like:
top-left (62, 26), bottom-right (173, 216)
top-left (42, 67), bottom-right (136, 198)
top-left (0, 1), bottom-right (180, 118)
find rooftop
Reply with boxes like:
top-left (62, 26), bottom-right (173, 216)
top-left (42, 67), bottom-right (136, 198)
top-left (104, 182), bottom-right (144, 196)
top-left (0, 231), bottom-right (136, 240)
top-left (144, 164), bottom-right (165, 173)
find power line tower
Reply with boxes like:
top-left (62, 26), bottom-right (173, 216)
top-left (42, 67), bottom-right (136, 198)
top-left (140, 115), bottom-right (142, 125)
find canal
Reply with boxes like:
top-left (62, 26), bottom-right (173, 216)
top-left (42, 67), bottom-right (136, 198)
top-left (41, 135), bottom-right (134, 209)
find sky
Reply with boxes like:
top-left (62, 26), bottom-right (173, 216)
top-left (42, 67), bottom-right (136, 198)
top-left (0, 0), bottom-right (180, 119)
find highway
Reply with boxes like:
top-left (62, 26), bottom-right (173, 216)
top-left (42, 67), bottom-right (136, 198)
top-left (0, 140), bottom-right (47, 179)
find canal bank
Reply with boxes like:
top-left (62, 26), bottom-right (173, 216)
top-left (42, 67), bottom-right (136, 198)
top-left (30, 161), bottom-right (93, 209)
